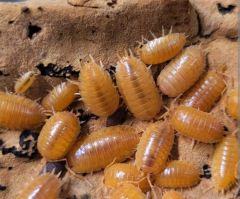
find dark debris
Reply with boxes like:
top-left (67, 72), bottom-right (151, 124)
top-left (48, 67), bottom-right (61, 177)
top-left (77, 109), bottom-right (98, 124)
top-left (27, 23), bottom-right (41, 39)
top-left (200, 164), bottom-right (211, 179)
top-left (106, 106), bottom-right (128, 127)
top-left (0, 185), bottom-right (6, 191)
top-left (40, 161), bottom-right (67, 179)
top-left (217, 3), bottom-right (236, 15)
top-left (36, 63), bottom-right (79, 78)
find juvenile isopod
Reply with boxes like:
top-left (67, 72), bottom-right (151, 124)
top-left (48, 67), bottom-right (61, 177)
top-left (37, 112), bottom-right (80, 161)
top-left (162, 191), bottom-right (184, 199)
top-left (104, 163), bottom-right (150, 192)
top-left (14, 71), bottom-right (37, 94)
top-left (116, 53), bottom-right (162, 120)
top-left (110, 183), bottom-right (146, 199)
top-left (0, 92), bottom-right (46, 130)
top-left (212, 134), bottom-right (239, 191)
top-left (171, 106), bottom-right (224, 143)
top-left (17, 173), bottom-right (61, 199)
top-left (154, 160), bottom-right (200, 188)
top-left (181, 71), bottom-right (226, 112)
top-left (135, 120), bottom-right (174, 174)
top-left (67, 125), bottom-right (140, 173)
top-left (157, 46), bottom-right (205, 97)
top-left (225, 89), bottom-right (238, 119)
top-left (42, 82), bottom-right (79, 112)
top-left (138, 33), bottom-right (186, 65)
top-left (78, 57), bottom-right (119, 117)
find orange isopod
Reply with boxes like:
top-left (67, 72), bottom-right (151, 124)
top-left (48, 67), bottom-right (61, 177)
top-left (67, 125), bottom-right (140, 173)
top-left (104, 163), bottom-right (150, 192)
top-left (135, 120), bottom-right (174, 174)
top-left (157, 46), bottom-right (205, 97)
top-left (212, 134), bottom-right (239, 191)
top-left (0, 91), bottom-right (46, 130)
top-left (116, 53), bottom-right (162, 120)
top-left (171, 106), bottom-right (224, 143)
top-left (162, 191), bottom-right (184, 199)
top-left (225, 89), bottom-right (238, 119)
top-left (110, 183), bottom-right (146, 199)
top-left (42, 82), bottom-right (79, 112)
top-left (14, 71), bottom-right (37, 94)
top-left (37, 112), bottom-right (80, 161)
top-left (138, 33), bottom-right (186, 65)
top-left (78, 58), bottom-right (119, 117)
top-left (154, 160), bottom-right (200, 188)
top-left (181, 71), bottom-right (226, 112)
top-left (17, 173), bottom-right (61, 199)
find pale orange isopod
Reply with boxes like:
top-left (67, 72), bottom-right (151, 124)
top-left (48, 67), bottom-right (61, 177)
top-left (110, 183), bottom-right (146, 199)
top-left (116, 53), bottom-right (162, 120)
top-left (162, 191), bottom-right (184, 199)
top-left (157, 46), bottom-right (205, 97)
top-left (67, 125), bottom-right (140, 173)
top-left (225, 89), bottom-right (238, 119)
top-left (135, 120), bottom-right (174, 174)
top-left (212, 134), bottom-right (239, 191)
top-left (181, 71), bottom-right (226, 112)
top-left (171, 106), bottom-right (224, 143)
top-left (17, 173), bottom-right (61, 199)
top-left (0, 91), bottom-right (46, 130)
top-left (37, 112), bottom-right (80, 161)
top-left (104, 163), bottom-right (150, 192)
top-left (42, 82), bottom-right (79, 112)
top-left (14, 71), bottom-right (37, 94)
top-left (78, 58), bottom-right (119, 117)
top-left (138, 33), bottom-right (186, 65)
top-left (155, 160), bottom-right (200, 188)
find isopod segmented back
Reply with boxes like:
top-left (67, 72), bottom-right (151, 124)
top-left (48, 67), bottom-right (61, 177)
top-left (138, 33), bottom-right (186, 65)
top-left (135, 120), bottom-right (174, 174)
top-left (157, 46), bottom-right (205, 97)
top-left (181, 70), bottom-right (226, 112)
top-left (212, 134), bottom-right (239, 191)
top-left (37, 111), bottom-right (80, 161)
top-left (67, 125), bottom-right (140, 173)
top-left (78, 58), bottom-right (119, 117)
top-left (116, 54), bottom-right (162, 120)
top-left (171, 106), bottom-right (224, 143)
top-left (14, 71), bottom-right (37, 94)
top-left (42, 82), bottom-right (79, 112)
top-left (154, 160), bottom-right (200, 188)
top-left (225, 89), bottom-right (238, 119)
top-left (0, 91), bottom-right (46, 130)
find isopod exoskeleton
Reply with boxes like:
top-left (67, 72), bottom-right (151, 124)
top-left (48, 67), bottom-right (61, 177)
top-left (0, 92), bottom-right (46, 130)
top-left (116, 53), bottom-right (162, 120)
top-left (110, 183), bottom-right (146, 199)
top-left (171, 106), bottom-right (224, 143)
top-left (154, 160), bottom-right (200, 188)
top-left (212, 134), bottom-right (239, 191)
top-left (14, 71), bottom-right (37, 94)
top-left (157, 46), bottom-right (205, 97)
top-left (181, 71), bottom-right (226, 112)
top-left (104, 163), bottom-right (150, 192)
top-left (138, 33), bottom-right (186, 65)
top-left (162, 191), bottom-right (184, 199)
top-left (41, 82), bottom-right (79, 112)
top-left (225, 89), bottom-right (238, 119)
top-left (135, 120), bottom-right (174, 174)
top-left (17, 173), bottom-right (61, 199)
top-left (67, 125), bottom-right (140, 173)
top-left (37, 112), bottom-right (80, 161)
top-left (78, 58), bottom-right (119, 117)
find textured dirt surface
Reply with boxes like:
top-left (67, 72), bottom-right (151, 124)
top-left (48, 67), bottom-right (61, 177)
top-left (0, 0), bottom-right (238, 199)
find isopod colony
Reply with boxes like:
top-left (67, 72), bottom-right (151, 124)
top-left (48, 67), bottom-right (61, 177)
top-left (0, 31), bottom-right (238, 199)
